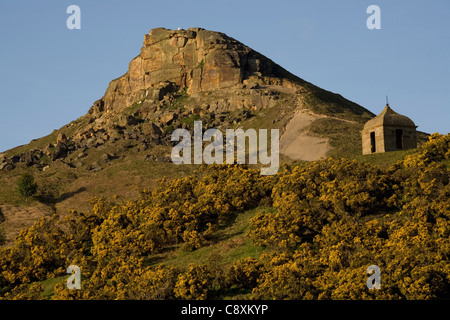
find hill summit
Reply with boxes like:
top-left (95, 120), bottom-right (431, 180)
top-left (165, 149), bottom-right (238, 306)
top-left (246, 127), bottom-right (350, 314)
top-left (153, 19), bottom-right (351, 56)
top-left (1, 27), bottom-right (375, 175)
top-left (0, 27), bottom-right (426, 248)
top-left (94, 27), bottom-right (290, 114)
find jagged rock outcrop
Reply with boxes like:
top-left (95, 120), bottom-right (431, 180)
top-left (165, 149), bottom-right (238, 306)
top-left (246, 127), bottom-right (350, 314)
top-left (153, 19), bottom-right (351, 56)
top-left (0, 27), bottom-right (376, 173)
top-left (90, 27), bottom-right (290, 116)
top-left (57, 133), bottom-right (68, 144)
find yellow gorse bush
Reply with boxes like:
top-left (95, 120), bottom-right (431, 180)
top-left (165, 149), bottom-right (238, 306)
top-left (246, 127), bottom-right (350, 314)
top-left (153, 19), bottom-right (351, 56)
top-left (0, 134), bottom-right (449, 300)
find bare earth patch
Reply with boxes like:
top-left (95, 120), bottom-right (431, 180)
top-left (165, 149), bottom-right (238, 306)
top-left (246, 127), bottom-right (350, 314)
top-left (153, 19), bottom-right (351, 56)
top-left (280, 109), bottom-right (331, 161)
top-left (0, 203), bottom-right (53, 248)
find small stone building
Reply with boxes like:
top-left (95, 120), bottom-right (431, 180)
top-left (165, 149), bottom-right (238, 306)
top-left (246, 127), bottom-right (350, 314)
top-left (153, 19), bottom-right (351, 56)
top-left (362, 104), bottom-right (417, 155)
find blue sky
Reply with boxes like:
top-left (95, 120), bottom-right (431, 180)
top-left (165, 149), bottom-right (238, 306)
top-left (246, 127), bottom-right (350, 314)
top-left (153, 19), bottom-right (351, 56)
top-left (0, 0), bottom-right (448, 152)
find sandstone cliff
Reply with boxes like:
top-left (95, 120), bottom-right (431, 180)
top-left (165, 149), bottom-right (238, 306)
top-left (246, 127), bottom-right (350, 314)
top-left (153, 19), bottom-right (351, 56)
top-left (90, 27), bottom-right (303, 116)
top-left (1, 27), bottom-right (375, 174)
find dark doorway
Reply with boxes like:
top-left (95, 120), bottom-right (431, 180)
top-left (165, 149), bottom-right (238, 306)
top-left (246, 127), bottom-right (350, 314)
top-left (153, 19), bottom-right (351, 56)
top-left (370, 132), bottom-right (376, 153)
top-left (396, 129), bottom-right (403, 149)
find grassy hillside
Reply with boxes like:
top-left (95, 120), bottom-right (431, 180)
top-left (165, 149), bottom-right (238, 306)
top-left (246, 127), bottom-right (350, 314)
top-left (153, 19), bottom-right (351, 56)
top-left (0, 133), bottom-right (448, 300)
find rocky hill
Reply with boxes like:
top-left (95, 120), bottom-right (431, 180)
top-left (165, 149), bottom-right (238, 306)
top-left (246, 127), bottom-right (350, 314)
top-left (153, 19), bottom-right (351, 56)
top-left (0, 28), bottom-right (446, 302)
top-left (0, 28), bottom-right (383, 245)
top-left (0, 27), bottom-right (374, 174)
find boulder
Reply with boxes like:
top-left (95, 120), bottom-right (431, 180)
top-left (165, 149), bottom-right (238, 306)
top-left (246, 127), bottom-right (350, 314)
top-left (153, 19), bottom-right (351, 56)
top-left (88, 99), bottom-right (105, 117)
top-left (84, 138), bottom-right (96, 148)
top-left (43, 144), bottom-right (54, 156)
top-left (140, 101), bottom-right (156, 119)
top-left (11, 155), bottom-right (20, 163)
top-left (75, 162), bottom-right (84, 168)
top-left (142, 122), bottom-right (162, 136)
top-left (53, 159), bottom-right (73, 169)
top-left (155, 156), bottom-right (171, 163)
top-left (118, 114), bottom-right (139, 127)
top-left (51, 143), bottom-right (68, 161)
top-left (99, 133), bottom-right (109, 141)
top-left (241, 110), bottom-right (252, 119)
top-left (34, 149), bottom-right (43, 159)
top-left (0, 162), bottom-right (15, 171)
top-left (77, 151), bottom-right (87, 159)
top-left (57, 133), bottom-right (68, 144)
top-left (96, 138), bottom-right (105, 146)
top-left (89, 163), bottom-right (103, 172)
top-left (160, 112), bottom-right (177, 126)
top-left (32, 163), bottom-right (45, 170)
top-left (124, 131), bottom-right (139, 140)
top-left (19, 151), bottom-right (35, 166)
top-left (137, 142), bottom-right (149, 152)
top-left (101, 153), bottom-right (111, 161)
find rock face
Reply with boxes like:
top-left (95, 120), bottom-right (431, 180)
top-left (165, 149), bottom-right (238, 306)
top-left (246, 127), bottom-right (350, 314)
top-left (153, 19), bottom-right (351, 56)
top-left (142, 122), bottom-right (162, 136)
top-left (57, 133), bottom-right (68, 144)
top-left (0, 27), bottom-right (376, 172)
top-left (92, 27), bottom-right (287, 115)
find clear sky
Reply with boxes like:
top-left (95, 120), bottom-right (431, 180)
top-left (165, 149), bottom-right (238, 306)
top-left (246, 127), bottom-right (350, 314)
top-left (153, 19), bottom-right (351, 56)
top-left (0, 0), bottom-right (448, 152)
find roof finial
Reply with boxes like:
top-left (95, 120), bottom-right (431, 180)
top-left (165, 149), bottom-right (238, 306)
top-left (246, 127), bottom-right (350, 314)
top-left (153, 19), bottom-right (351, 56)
top-left (386, 95), bottom-right (389, 107)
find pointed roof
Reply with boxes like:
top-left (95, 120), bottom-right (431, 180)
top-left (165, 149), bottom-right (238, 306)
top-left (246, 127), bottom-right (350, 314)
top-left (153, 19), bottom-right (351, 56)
top-left (363, 104), bottom-right (417, 130)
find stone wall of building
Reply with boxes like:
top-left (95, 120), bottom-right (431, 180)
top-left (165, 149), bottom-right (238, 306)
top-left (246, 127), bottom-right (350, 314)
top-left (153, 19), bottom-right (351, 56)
top-left (362, 126), bottom-right (385, 155)
top-left (383, 126), bottom-right (417, 152)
